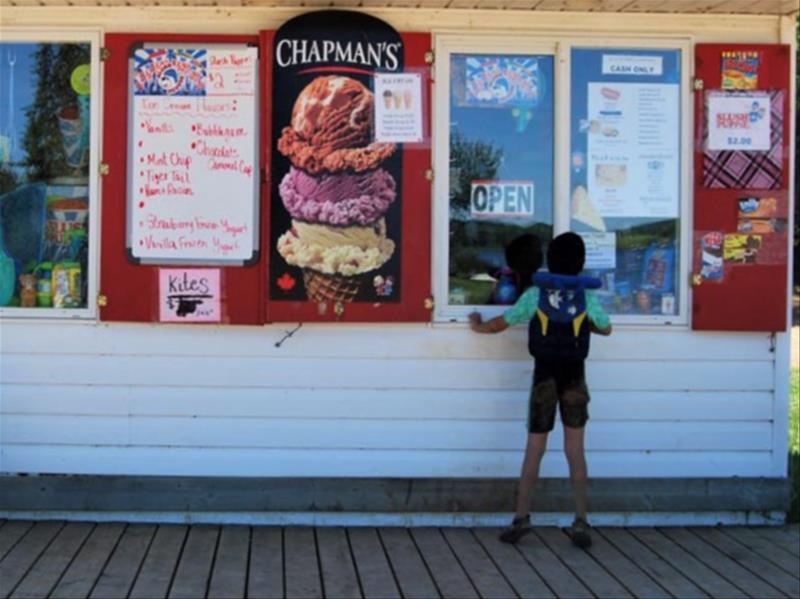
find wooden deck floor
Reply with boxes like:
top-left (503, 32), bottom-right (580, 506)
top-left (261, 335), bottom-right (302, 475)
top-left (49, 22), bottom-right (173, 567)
top-left (0, 520), bottom-right (797, 598)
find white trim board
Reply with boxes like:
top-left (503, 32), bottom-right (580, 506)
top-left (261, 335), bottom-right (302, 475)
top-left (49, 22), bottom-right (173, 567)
top-left (0, 510), bottom-right (787, 527)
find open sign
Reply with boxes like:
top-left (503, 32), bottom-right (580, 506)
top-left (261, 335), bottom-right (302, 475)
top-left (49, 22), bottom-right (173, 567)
top-left (470, 180), bottom-right (535, 218)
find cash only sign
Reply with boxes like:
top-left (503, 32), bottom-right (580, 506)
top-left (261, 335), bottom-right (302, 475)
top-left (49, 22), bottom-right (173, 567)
top-left (269, 11), bottom-right (406, 307)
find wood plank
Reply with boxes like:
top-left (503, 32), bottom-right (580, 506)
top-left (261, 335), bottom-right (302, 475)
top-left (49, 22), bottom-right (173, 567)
top-left (5, 385), bottom-right (775, 423)
top-left (168, 525), bottom-right (219, 599)
top-left (4, 414), bottom-right (774, 452)
top-left (567, 526), bottom-right (669, 599)
top-left (659, 527), bottom-right (786, 599)
top-left (690, 527), bottom-right (800, 597)
top-left (410, 528), bottom-right (477, 599)
top-left (0, 522), bottom-right (33, 562)
top-left (2, 354), bottom-right (774, 393)
top-left (50, 523), bottom-right (126, 599)
top-left (89, 524), bottom-right (156, 599)
top-left (472, 528), bottom-right (555, 598)
top-left (129, 525), bottom-right (188, 599)
top-left (207, 526), bottom-right (250, 599)
top-left (247, 527), bottom-right (283, 599)
top-left (3, 444), bottom-right (778, 479)
top-left (534, 527), bottom-right (633, 598)
top-left (719, 527), bottom-right (800, 578)
top-left (0, 521), bottom-right (64, 598)
top-left (284, 527), bottom-right (322, 599)
top-left (515, 527), bottom-right (593, 598)
top-left (440, 528), bottom-right (515, 598)
top-left (347, 528), bottom-right (401, 599)
top-left (750, 526), bottom-right (800, 557)
top-left (10, 522), bottom-right (93, 599)
top-left (379, 528), bottom-right (439, 599)
top-left (627, 528), bottom-right (746, 598)
top-left (598, 528), bottom-right (708, 598)
top-left (316, 527), bottom-right (361, 599)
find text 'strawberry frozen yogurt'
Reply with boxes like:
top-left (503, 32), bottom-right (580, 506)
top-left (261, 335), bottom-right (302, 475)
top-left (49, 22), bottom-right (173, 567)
top-left (277, 75), bottom-right (396, 175)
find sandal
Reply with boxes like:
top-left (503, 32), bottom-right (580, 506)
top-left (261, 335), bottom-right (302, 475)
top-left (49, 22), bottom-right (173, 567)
top-left (499, 515), bottom-right (532, 544)
top-left (568, 517), bottom-right (592, 549)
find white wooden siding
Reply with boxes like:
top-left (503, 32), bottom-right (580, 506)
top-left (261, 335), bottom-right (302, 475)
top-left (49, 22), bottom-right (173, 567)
top-left (0, 321), bottom-right (784, 477)
top-left (0, 8), bottom-right (794, 480)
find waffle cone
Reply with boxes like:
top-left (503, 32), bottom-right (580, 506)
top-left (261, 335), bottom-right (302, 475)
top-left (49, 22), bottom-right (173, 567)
top-left (303, 269), bottom-right (363, 303)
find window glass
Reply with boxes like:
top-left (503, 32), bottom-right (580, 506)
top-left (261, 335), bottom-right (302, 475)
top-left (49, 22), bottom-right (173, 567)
top-left (447, 53), bottom-right (554, 307)
top-left (0, 42), bottom-right (91, 310)
top-left (570, 48), bottom-right (681, 317)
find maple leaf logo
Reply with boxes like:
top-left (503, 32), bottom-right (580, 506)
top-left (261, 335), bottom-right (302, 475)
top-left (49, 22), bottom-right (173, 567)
top-left (277, 273), bottom-right (296, 292)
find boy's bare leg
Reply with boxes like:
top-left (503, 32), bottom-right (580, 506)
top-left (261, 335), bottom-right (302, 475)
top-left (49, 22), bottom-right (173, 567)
top-left (514, 432), bottom-right (549, 519)
top-left (563, 425), bottom-right (588, 520)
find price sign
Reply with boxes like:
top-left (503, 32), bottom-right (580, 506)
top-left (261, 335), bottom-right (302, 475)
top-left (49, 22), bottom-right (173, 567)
top-left (707, 92), bottom-right (770, 152)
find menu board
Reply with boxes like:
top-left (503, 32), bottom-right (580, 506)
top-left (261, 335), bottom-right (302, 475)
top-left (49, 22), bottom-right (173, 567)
top-left (571, 49), bottom-right (681, 224)
top-left (127, 45), bottom-right (259, 264)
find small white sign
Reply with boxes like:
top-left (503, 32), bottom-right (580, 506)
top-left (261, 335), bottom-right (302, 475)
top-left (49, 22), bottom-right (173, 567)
top-left (374, 72), bottom-right (423, 143)
top-left (602, 55), bottom-right (663, 76)
top-left (470, 180), bottom-right (535, 218)
top-left (707, 92), bottom-right (771, 151)
top-left (579, 231), bottom-right (617, 270)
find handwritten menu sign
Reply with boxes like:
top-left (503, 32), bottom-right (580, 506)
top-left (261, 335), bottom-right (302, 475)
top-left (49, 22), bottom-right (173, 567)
top-left (159, 268), bottom-right (221, 322)
top-left (128, 46), bottom-right (259, 264)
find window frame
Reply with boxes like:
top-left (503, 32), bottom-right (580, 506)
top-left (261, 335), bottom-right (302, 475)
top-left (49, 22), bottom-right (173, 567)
top-left (433, 33), bottom-right (692, 326)
top-left (0, 28), bottom-right (102, 321)
top-left (432, 34), bottom-right (560, 323)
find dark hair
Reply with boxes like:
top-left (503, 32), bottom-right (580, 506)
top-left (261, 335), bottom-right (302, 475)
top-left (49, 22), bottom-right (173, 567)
top-left (547, 232), bottom-right (585, 276)
top-left (505, 233), bottom-right (543, 291)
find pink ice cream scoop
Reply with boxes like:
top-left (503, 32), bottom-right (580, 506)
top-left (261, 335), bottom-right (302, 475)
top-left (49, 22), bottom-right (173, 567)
top-left (279, 167), bottom-right (396, 226)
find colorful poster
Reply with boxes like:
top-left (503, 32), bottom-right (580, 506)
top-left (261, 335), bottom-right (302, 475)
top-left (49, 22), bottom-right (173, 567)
top-left (723, 233), bottom-right (762, 264)
top-left (699, 232), bottom-right (724, 281)
top-left (702, 91), bottom-right (783, 189)
top-left (128, 46), bottom-right (258, 264)
top-left (270, 11), bottom-right (403, 304)
top-left (159, 268), bottom-right (221, 322)
top-left (721, 51), bottom-right (759, 90)
top-left (707, 92), bottom-right (770, 151)
top-left (374, 73), bottom-right (423, 143)
top-left (462, 56), bottom-right (543, 108)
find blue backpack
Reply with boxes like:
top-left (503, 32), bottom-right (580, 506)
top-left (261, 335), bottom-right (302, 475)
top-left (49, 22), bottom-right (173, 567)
top-left (528, 272), bottom-right (602, 361)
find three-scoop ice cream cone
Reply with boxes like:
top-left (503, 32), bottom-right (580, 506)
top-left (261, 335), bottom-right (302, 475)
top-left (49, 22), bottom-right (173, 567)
top-left (277, 75), bottom-right (398, 303)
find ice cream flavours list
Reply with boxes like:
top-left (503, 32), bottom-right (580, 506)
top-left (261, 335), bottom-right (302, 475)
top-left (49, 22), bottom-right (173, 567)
top-left (586, 82), bottom-right (680, 219)
top-left (129, 47), bottom-right (258, 263)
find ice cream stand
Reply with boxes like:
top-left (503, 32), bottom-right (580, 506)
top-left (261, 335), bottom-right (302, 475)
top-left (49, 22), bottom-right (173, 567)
top-left (0, 1), bottom-right (796, 523)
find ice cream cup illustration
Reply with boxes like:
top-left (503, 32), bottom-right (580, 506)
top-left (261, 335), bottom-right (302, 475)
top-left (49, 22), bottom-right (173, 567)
top-left (403, 89), bottom-right (413, 110)
top-left (393, 90), bottom-right (402, 109)
top-left (383, 89), bottom-right (393, 109)
top-left (57, 105), bottom-right (89, 169)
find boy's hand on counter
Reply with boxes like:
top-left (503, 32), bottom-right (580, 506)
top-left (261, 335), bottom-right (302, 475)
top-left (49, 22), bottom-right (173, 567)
top-left (468, 312), bottom-right (483, 330)
top-left (469, 312), bottom-right (509, 334)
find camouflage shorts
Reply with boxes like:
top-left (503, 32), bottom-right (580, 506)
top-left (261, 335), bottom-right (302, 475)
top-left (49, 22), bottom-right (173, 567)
top-left (527, 361), bottom-right (590, 433)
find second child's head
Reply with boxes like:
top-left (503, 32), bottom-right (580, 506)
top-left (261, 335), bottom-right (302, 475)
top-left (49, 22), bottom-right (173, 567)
top-left (547, 232), bottom-right (585, 276)
top-left (505, 233), bottom-right (543, 278)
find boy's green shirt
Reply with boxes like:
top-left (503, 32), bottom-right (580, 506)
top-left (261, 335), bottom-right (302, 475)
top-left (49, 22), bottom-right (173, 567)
top-left (502, 287), bottom-right (611, 328)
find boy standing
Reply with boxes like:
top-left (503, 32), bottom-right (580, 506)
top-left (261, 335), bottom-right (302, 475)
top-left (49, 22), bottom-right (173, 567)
top-left (469, 232), bottom-right (611, 548)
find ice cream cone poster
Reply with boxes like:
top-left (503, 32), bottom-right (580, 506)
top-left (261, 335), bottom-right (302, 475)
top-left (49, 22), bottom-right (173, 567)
top-left (270, 10), bottom-right (404, 304)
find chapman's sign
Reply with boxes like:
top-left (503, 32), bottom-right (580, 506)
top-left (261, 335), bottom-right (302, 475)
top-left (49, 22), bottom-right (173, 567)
top-left (275, 39), bottom-right (402, 71)
top-left (470, 180), bottom-right (535, 218)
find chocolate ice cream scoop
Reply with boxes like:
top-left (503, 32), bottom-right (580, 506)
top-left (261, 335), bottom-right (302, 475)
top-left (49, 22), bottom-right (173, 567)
top-left (278, 75), bottom-right (396, 174)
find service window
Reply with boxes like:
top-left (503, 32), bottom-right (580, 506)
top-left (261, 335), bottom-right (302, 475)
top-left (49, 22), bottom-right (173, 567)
top-left (568, 45), bottom-right (689, 324)
top-left (0, 31), bottom-right (101, 318)
top-left (433, 37), bottom-right (556, 322)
